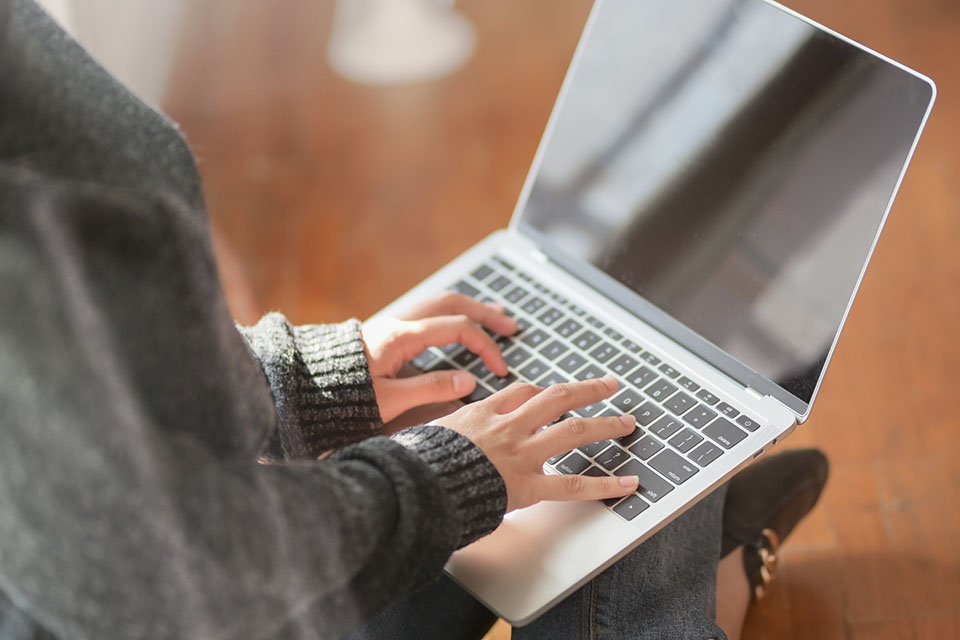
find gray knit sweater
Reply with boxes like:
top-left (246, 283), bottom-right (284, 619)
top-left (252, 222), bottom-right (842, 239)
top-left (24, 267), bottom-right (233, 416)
top-left (0, 1), bottom-right (506, 638)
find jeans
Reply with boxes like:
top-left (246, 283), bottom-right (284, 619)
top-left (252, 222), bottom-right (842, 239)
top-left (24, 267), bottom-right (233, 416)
top-left (345, 486), bottom-right (728, 640)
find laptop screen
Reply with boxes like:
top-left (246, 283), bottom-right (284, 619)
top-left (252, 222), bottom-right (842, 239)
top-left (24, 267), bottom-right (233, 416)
top-left (518, 0), bottom-right (934, 408)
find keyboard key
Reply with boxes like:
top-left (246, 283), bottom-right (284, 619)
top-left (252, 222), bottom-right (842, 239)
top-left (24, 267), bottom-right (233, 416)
top-left (556, 319), bottom-right (583, 338)
top-left (465, 385), bottom-right (492, 404)
top-left (695, 389), bottom-right (720, 405)
top-left (538, 307), bottom-right (564, 325)
top-left (558, 353), bottom-right (587, 373)
top-left (569, 304), bottom-right (587, 317)
top-left (426, 360), bottom-right (454, 371)
top-left (604, 328), bottom-right (624, 341)
top-left (640, 352), bottom-right (661, 365)
top-left (470, 264), bottom-right (494, 282)
top-left (582, 466), bottom-right (608, 477)
top-left (716, 402), bottom-right (740, 418)
top-left (540, 340), bottom-right (569, 361)
top-left (505, 346), bottom-right (533, 368)
top-left (505, 286), bottom-right (529, 304)
top-left (616, 426), bottom-right (645, 448)
top-left (547, 452), bottom-right (568, 465)
top-left (537, 371), bottom-right (568, 387)
top-left (703, 418), bottom-right (748, 449)
top-left (613, 494), bottom-right (650, 521)
top-left (626, 366), bottom-right (658, 389)
top-left (633, 402), bottom-right (664, 426)
top-left (678, 376), bottom-right (701, 392)
top-left (649, 449), bottom-right (699, 484)
top-left (609, 354), bottom-right (639, 376)
top-left (585, 315), bottom-right (604, 329)
top-left (658, 364), bottom-right (680, 379)
top-left (516, 317), bottom-right (532, 332)
top-left (440, 342), bottom-right (463, 355)
top-left (533, 282), bottom-right (549, 294)
top-left (522, 297), bottom-right (546, 314)
top-left (669, 428), bottom-right (704, 453)
top-left (684, 405), bottom-right (718, 429)
top-left (411, 349), bottom-right (438, 369)
top-left (489, 275), bottom-right (511, 291)
top-left (450, 280), bottom-right (480, 298)
top-left (610, 389), bottom-right (643, 413)
top-left (573, 330), bottom-right (602, 351)
top-left (688, 442), bottom-right (724, 467)
top-left (622, 340), bottom-right (642, 353)
top-left (596, 446), bottom-right (630, 471)
top-left (602, 496), bottom-right (624, 508)
top-left (575, 364), bottom-right (606, 381)
top-left (579, 441), bottom-right (612, 457)
top-left (520, 359), bottom-right (550, 381)
top-left (469, 361), bottom-right (492, 379)
top-left (575, 400), bottom-right (607, 417)
top-left (493, 256), bottom-right (515, 270)
top-left (453, 349), bottom-right (479, 367)
top-left (517, 271), bottom-right (532, 282)
top-left (649, 416), bottom-right (683, 440)
top-left (614, 460), bottom-right (674, 503)
top-left (486, 373), bottom-right (517, 391)
top-left (521, 329), bottom-right (550, 348)
top-left (629, 435), bottom-right (664, 460)
top-left (589, 342), bottom-right (618, 363)
top-left (663, 392), bottom-right (697, 416)
top-left (494, 335), bottom-right (515, 350)
top-left (555, 452), bottom-right (591, 475)
top-left (736, 415), bottom-right (760, 432)
top-left (645, 379), bottom-right (678, 401)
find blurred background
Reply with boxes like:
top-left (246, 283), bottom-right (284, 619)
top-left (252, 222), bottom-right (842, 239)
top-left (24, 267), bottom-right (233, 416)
top-left (41, 0), bottom-right (959, 638)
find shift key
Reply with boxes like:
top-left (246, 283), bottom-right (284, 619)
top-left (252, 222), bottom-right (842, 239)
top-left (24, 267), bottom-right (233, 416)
top-left (614, 460), bottom-right (674, 503)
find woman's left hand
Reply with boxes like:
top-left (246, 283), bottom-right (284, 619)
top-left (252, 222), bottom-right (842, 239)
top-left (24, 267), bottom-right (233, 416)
top-left (361, 292), bottom-right (518, 422)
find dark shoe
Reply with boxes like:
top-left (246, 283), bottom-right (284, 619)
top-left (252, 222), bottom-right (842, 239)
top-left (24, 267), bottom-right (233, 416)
top-left (720, 448), bottom-right (829, 599)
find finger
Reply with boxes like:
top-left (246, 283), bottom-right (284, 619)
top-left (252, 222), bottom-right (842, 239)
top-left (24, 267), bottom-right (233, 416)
top-left (535, 414), bottom-right (636, 461)
top-left (397, 292), bottom-right (518, 336)
top-left (514, 377), bottom-right (620, 428)
top-left (536, 473), bottom-right (639, 503)
top-left (404, 315), bottom-right (511, 377)
top-left (489, 381), bottom-right (543, 414)
top-left (374, 371), bottom-right (476, 423)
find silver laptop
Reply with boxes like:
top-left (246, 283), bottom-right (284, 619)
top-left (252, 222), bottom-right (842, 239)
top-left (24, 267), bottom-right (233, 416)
top-left (375, 0), bottom-right (935, 625)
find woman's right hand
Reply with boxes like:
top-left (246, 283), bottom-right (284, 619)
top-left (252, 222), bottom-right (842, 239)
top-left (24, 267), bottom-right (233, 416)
top-left (435, 376), bottom-right (640, 512)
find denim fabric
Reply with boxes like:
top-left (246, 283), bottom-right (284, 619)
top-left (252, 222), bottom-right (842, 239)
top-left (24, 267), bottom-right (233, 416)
top-left (345, 487), bottom-right (728, 640)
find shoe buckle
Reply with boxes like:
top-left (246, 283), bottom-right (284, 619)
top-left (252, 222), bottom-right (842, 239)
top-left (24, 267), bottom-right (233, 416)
top-left (754, 528), bottom-right (780, 599)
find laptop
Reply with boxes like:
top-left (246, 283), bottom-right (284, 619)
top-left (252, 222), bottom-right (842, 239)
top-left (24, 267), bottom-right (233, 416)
top-left (373, 0), bottom-right (935, 625)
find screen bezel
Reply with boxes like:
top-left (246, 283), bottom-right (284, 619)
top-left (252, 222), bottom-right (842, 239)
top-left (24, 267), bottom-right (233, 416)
top-left (509, 0), bottom-right (937, 420)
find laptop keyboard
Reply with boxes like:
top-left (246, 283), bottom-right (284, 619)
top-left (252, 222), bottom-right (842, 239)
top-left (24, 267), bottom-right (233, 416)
top-left (411, 256), bottom-right (760, 522)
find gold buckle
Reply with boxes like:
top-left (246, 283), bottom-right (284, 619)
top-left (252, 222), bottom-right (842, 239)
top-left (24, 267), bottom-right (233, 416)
top-left (754, 528), bottom-right (780, 599)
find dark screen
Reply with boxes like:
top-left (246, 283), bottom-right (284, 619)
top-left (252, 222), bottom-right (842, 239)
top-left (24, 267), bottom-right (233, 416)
top-left (522, 0), bottom-right (932, 404)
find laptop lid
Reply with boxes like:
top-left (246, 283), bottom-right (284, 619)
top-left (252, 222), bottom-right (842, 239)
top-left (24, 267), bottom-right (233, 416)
top-left (510, 0), bottom-right (936, 419)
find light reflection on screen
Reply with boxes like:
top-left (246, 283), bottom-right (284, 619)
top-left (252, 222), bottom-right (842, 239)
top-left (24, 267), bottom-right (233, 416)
top-left (522, 0), bottom-right (932, 403)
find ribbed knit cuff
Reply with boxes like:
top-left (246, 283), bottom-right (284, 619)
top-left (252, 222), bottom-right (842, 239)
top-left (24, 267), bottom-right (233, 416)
top-left (392, 425), bottom-right (507, 549)
top-left (239, 313), bottom-right (383, 459)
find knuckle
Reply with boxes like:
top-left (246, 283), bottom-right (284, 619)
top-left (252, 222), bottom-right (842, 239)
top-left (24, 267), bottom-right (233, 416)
top-left (547, 384), bottom-right (574, 403)
top-left (566, 416), bottom-right (587, 435)
top-left (566, 475), bottom-right (586, 495)
top-left (439, 291), bottom-right (462, 306)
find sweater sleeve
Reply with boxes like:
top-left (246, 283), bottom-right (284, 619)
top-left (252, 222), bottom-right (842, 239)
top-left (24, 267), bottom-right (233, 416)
top-left (0, 170), bottom-right (507, 640)
top-left (237, 314), bottom-right (385, 460)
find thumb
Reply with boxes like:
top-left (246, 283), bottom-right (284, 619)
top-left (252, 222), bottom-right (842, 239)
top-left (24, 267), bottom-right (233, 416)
top-left (374, 371), bottom-right (476, 422)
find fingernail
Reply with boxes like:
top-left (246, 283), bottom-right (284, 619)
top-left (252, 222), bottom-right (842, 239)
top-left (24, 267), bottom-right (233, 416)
top-left (618, 476), bottom-right (639, 489)
top-left (453, 372), bottom-right (474, 394)
top-left (619, 415), bottom-right (635, 429)
top-left (601, 376), bottom-right (618, 391)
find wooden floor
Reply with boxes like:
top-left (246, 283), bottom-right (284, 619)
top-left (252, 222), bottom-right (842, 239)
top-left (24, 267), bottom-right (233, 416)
top-left (163, 1), bottom-right (960, 638)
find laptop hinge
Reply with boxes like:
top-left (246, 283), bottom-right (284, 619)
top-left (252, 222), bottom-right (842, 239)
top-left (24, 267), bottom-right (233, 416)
top-left (744, 387), bottom-right (765, 401)
top-left (530, 248), bottom-right (549, 263)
